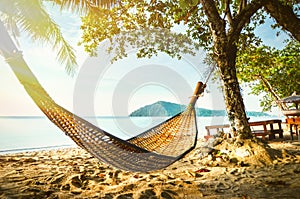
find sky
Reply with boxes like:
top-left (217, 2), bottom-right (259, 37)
top-left (0, 3), bottom-right (289, 117)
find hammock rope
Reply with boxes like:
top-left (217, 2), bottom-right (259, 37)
top-left (1, 24), bottom-right (207, 171)
top-left (6, 53), bottom-right (204, 172)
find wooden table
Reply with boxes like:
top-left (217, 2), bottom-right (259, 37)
top-left (249, 119), bottom-right (283, 140)
top-left (205, 119), bottom-right (283, 140)
top-left (286, 117), bottom-right (300, 141)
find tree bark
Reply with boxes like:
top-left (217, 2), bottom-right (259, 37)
top-left (217, 41), bottom-right (253, 139)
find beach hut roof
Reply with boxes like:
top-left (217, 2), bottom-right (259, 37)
top-left (280, 95), bottom-right (300, 103)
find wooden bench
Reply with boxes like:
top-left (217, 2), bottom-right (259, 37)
top-left (205, 119), bottom-right (283, 140)
top-left (205, 124), bottom-right (230, 136)
top-left (249, 120), bottom-right (283, 140)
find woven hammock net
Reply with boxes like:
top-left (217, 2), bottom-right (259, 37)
top-left (5, 51), bottom-right (204, 172)
top-left (127, 106), bottom-right (198, 157)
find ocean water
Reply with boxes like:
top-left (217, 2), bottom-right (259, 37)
top-left (0, 116), bottom-right (277, 154)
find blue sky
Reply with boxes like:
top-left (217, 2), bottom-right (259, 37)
top-left (0, 4), bottom-right (289, 116)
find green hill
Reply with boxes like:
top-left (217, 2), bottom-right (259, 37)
top-left (129, 101), bottom-right (186, 116)
top-left (129, 101), bottom-right (270, 117)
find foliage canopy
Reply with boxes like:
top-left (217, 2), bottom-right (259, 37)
top-left (76, 0), bottom-right (300, 137)
top-left (237, 40), bottom-right (300, 111)
top-left (79, 0), bottom-right (299, 112)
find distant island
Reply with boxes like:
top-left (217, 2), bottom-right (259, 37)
top-left (129, 101), bottom-right (270, 117)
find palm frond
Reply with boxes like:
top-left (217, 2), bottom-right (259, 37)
top-left (8, 0), bottom-right (78, 74)
top-left (47, 0), bottom-right (117, 14)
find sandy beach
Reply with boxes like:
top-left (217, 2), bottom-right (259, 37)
top-left (1, 136), bottom-right (300, 199)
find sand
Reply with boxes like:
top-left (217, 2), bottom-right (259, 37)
top-left (1, 137), bottom-right (300, 199)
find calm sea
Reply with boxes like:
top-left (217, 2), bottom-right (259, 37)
top-left (0, 116), bottom-right (278, 154)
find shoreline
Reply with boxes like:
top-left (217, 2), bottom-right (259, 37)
top-left (1, 138), bottom-right (300, 198)
top-left (0, 144), bottom-right (76, 155)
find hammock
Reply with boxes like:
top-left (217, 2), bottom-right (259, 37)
top-left (1, 25), bottom-right (205, 172)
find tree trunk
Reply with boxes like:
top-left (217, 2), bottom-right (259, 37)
top-left (200, 0), bottom-right (256, 139)
top-left (216, 40), bottom-right (253, 139)
top-left (259, 76), bottom-right (288, 111)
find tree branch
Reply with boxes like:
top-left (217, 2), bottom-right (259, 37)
top-left (264, 0), bottom-right (300, 42)
top-left (200, 0), bottom-right (226, 38)
top-left (259, 75), bottom-right (288, 110)
top-left (229, 0), bottom-right (265, 41)
top-left (224, 0), bottom-right (234, 26)
top-left (238, 0), bottom-right (247, 15)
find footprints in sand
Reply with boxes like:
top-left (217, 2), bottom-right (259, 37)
top-left (1, 144), bottom-right (300, 198)
top-left (0, 148), bottom-right (203, 198)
